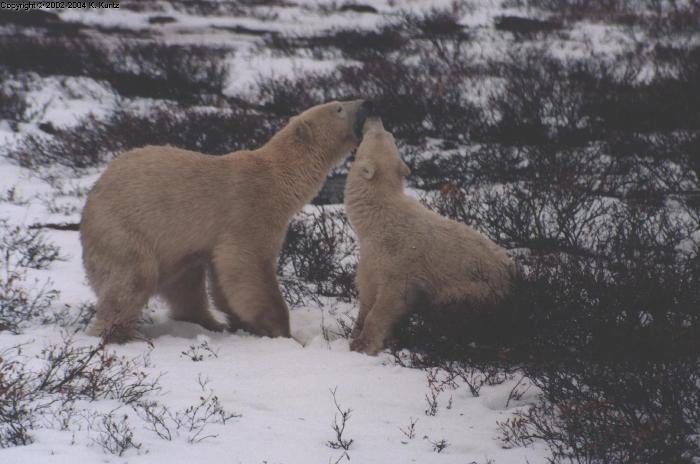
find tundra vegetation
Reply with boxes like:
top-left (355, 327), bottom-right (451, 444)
top-left (0, 1), bottom-right (698, 462)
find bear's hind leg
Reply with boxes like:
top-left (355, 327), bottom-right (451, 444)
top-left (87, 265), bottom-right (156, 343)
top-left (83, 226), bottom-right (158, 343)
top-left (160, 264), bottom-right (226, 332)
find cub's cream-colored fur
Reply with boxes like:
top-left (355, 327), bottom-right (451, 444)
top-left (345, 117), bottom-right (515, 355)
top-left (81, 100), bottom-right (370, 342)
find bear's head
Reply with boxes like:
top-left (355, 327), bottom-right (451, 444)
top-left (289, 100), bottom-right (373, 161)
top-left (350, 117), bottom-right (410, 191)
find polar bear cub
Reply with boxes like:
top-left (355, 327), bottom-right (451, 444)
top-left (345, 117), bottom-right (515, 355)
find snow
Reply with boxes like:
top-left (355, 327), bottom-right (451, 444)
top-left (25, 77), bottom-right (118, 129)
top-left (9, 0), bottom-right (689, 461)
top-left (225, 53), bottom-right (341, 97)
top-left (0, 157), bottom-right (547, 464)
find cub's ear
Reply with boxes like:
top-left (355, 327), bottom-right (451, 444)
top-left (294, 119), bottom-right (314, 144)
top-left (357, 160), bottom-right (375, 180)
top-left (399, 160), bottom-right (411, 178)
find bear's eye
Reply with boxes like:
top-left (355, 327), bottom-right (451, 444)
top-left (336, 106), bottom-right (343, 113)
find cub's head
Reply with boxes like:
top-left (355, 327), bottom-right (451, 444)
top-left (350, 117), bottom-right (410, 190)
top-left (290, 100), bottom-right (373, 159)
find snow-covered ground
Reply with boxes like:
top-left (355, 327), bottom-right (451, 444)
top-left (0, 153), bottom-right (547, 462)
top-left (0, 1), bottom-right (554, 462)
top-left (2, 0), bottom-right (697, 462)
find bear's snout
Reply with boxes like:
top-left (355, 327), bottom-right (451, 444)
top-left (362, 116), bottom-right (384, 135)
top-left (360, 100), bottom-right (374, 113)
top-left (354, 100), bottom-right (374, 139)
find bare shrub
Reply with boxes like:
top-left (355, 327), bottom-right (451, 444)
top-left (499, 359), bottom-right (700, 463)
top-left (402, 5), bottom-right (473, 65)
top-left (8, 104), bottom-right (276, 170)
top-left (484, 48), bottom-right (700, 145)
top-left (426, 436), bottom-right (449, 453)
top-left (327, 387), bottom-right (354, 451)
top-left (394, 218), bottom-right (699, 462)
top-left (1, 219), bottom-right (60, 270)
top-left (265, 24), bottom-right (405, 61)
top-left (34, 337), bottom-right (160, 404)
top-left (123, 0), bottom-right (284, 16)
top-left (133, 375), bottom-right (239, 444)
top-left (133, 400), bottom-right (172, 440)
top-left (0, 37), bottom-right (107, 78)
top-left (0, 335), bottom-right (160, 448)
top-left (0, 221), bottom-right (60, 333)
top-left (173, 376), bottom-right (239, 443)
top-left (105, 42), bottom-right (229, 104)
top-left (395, 111), bottom-right (698, 464)
top-left (0, 79), bottom-right (28, 130)
top-left (494, 16), bottom-right (563, 36)
top-left (0, 271), bottom-right (57, 334)
top-left (253, 57), bottom-right (484, 144)
top-left (92, 413), bottom-right (141, 456)
top-left (399, 417), bottom-right (418, 442)
top-left (405, 5), bottom-right (465, 37)
top-left (416, 361), bottom-right (511, 417)
top-left (417, 141), bottom-right (697, 256)
top-left (0, 37), bottom-right (229, 104)
top-left (280, 208), bottom-right (357, 301)
top-left (504, 0), bottom-right (700, 33)
top-left (319, 301), bottom-right (355, 341)
top-left (180, 341), bottom-right (219, 362)
top-left (265, 6), bottom-right (471, 64)
top-left (50, 302), bottom-right (97, 331)
top-left (0, 345), bottom-right (34, 447)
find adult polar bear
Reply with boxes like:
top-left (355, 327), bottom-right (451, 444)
top-left (81, 100), bottom-right (372, 343)
top-left (345, 117), bottom-right (514, 355)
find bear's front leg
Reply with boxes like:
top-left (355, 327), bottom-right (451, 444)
top-left (213, 246), bottom-right (290, 338)
top-left (208, 264), bottom-right (243, 332)
top-left (350, 287), bottom-right (408, 356)
top-left (351, 276), bottom-right (378, 338)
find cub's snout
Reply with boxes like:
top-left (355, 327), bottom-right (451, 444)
top-left (353, 100), bottom-right (374, 139)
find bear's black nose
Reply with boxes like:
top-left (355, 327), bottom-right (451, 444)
top-left (354, 100), bottom-right (374, 139)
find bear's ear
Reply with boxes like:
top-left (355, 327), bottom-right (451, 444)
top-left (358, 160), bottom-right (375, 180)
top-left (294, 119), bottom-right (314, 144)
top-left (399, 160), bottom-right (411, 178)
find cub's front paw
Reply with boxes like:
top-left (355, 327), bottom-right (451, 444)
top-left (350, 336), bottom-right (381, 356)
top-left (350, 324), bottom-right (362, 339)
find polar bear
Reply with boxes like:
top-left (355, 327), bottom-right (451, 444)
top-left (81, 100), bottom-right (372, 343)
top-left (345, 117), bottom-right (515, 355)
